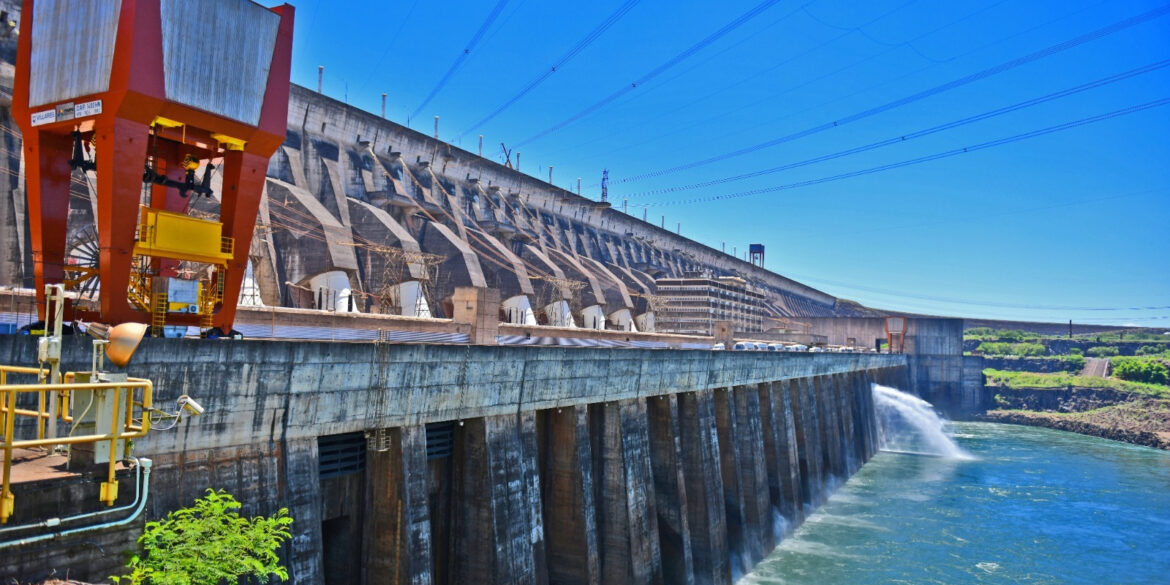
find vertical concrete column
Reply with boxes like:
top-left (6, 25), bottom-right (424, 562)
top-left (757, 382), bottom-right (798, 528)
top-left (542, 406), bottom-right (601, 585)
top-left (646, 395), bottom-right (696, 585)
top-left (676, 390), bottom-right (731, 585)
top-left (833, 373), bottom-right (855, 476)
top-left (283, 438), bottom-right (324, 585)
top-left (799, 377), bottom-right (825, 506)
top-left (451, 413), bottom-right (546, 585)
top-left (865, 369), bottom-right (879, 456)
top-left (712, 388), bottom-right (748, 575)
top-left (597, 399), bottom-right (663, 585)
top-left (778, 380), bottom-right (805, 525)
top-left (732, 385), bottom-right (773, 560)
top-left (366, 426), bottom-right (433, 585)
top-left (817, 375), bottom-right (841, 482)
top-left (787, 379), bottom-right (812, 512)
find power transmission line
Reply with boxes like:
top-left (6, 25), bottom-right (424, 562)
top-left (355, 0), bottom-right (423, 96)
top-left (513, 0), bottom-right (786, 148)
top-left (615, 2), bottom-right (1170, 184)
top-left (788, 273), bottom-right (1170, 312)
top-left (629, 96), bottom-right (1170, 207)
top-left (457, 0), bottom-right (643, 140)
top-left (410, 0), bottom-right (512, 122)
top-left (624, 59), bottom-right (1170, 198)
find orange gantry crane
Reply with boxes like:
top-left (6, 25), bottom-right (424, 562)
top-left (12, 0), bottom-right (294, 334)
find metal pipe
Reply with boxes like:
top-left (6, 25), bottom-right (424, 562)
top-left (0, 459), bottom-right (152, 549)
top-left (0, 457), bottom-right (147, 536)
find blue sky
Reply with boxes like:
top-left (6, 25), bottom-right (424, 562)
top-left (270, 0), bottom-right (1170, 327)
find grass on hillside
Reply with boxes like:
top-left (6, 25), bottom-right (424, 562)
top-left (983, 368), bottom-right (1170, 399)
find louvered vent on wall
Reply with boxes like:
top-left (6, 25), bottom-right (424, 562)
top-left (425, 422), bottom-right (456, 460)
top-left (318, 432), bottom-right (367, 479)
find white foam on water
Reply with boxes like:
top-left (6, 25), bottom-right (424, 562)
top-left (872, 384), bottom-right (972, 460)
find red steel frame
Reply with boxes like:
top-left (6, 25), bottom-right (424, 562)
top-left (12, 0), bottom-right (294, 331)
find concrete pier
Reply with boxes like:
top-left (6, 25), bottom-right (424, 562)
top-left (0, 336), bottom-right (902, 584)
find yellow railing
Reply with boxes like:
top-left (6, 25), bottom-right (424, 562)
top-left (1, 365), bottom-right (153, 523)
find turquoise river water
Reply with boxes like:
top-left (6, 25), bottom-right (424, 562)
top-left (743, 422), bottom-right (1170, 585)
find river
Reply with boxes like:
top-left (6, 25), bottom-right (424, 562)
top-left (742, 422), bottom-right (1170, 584)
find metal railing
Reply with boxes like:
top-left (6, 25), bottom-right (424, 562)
top-left (1, 366), bottom-right (153, 523)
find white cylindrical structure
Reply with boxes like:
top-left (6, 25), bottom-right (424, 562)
top-left (502, 295), bottom-right (537, 325)
top-left (608, 308), bottom-right (637, 332)
top-left (581, 305), bottom-right (607, 330)
top-left (307, 271), bottom-right (358, 313)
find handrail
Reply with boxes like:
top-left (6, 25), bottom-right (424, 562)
top-left (1, 374), bottom-right (153, 523)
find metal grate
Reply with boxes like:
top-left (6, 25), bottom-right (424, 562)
top-left (425, 422), bottom-right (456, 460)
top-left (318, 432), bottom-right (367, 479)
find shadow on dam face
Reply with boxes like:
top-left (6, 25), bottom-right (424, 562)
top-left (0, 337), bottom-right (906, 584)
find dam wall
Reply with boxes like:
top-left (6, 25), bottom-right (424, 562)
top-left (800, 317), bottom-right (986, 417)
top-left (0, 335), bottom-right (905, 584)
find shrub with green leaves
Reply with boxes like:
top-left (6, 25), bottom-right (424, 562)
top-left (1068, 347), bottom-right (1083, 356)
top-left (1087, 346), bottom-right (1120, 357)
top-left (1014, 342), bottom-right (1046, 357)
top-left (113, 489), bottom-right (292, 585)
top-left (1112, 357), bottom-right (1170, 386)
top-left (1136, 344), bottom-right (1170, 357)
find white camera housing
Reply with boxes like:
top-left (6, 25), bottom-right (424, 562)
top-left (177, 395), bottom-right (205, 416)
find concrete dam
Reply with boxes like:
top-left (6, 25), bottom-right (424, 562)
top-left (1, 333), bottom-right (906, 584)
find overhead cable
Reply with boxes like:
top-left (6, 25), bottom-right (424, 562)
top-left (625, 59), bottom-right (1170, 198)
top-left (457, 0), bottom-right (643, 139)
top-left (513, 0), bottom-right (786, 147)
top-left (616, 2), bottom-right (1170, 184)
top-left (410, 0), bottom-right (512, 121)
top-left (629, 96), bottom-right (1170, 207)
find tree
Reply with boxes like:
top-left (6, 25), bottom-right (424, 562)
top-left (113, 489), bottom-right (293, 585)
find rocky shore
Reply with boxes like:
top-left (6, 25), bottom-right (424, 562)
top-left (979, 397), bottom-right (1170, 451)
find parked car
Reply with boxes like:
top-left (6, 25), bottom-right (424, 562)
top-left (711, 342), bottom-right (725, 351)
top-left (788, 344), bottom-right (808, 352)
top-left (733, 342), bottom-right (752, 351)
top-left (767, 343), bottom-right (783, 351)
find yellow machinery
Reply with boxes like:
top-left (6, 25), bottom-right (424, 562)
top-left (129, 205), bottom-right (233, 334)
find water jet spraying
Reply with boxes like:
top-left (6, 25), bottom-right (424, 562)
top-left (872, 384), bottom-right (971, 459)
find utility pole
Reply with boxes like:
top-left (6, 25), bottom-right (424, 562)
top-left (478, 135), bottom-right (483, 157)
top-left (381, 93), bottom-right (387, 118)
top-left (317, 65), bottom-right (323, 93)
top-left (600, 169), bottom-right (609, 202)
top-left (548, 165), bottom-right (554, 184)
top-left (516, 152), bottom-right (520, 172)
top-left (577, 178), bottom-right (581, 195)
top-left (433, 116), bottom-right (439, 139)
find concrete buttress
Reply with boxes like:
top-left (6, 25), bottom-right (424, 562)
top-left (676, 390), bottom-right (732, 585)
top-left (596, 399), bottom-right (664, 585)
top-left (365, 426), bottom-right (433, 585)
top-left (646, 395), bottom-right (697, 585)
top-left (541, 406), bottom-right (601, 585)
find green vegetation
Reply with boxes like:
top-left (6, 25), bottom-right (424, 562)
top-left (1075, 331), bottom-right (1170, 342)
top-left (964, 328), bottom-right (1040, 342)
top-left (1069, 347), bottom-right (1083, 356)
top-left (1111, 357), bottom-right (1170, 385)
top-left (113, 489), bottom-right (292, 585)
top-left (1136, 345), bottom-right (1170, 357)
top-left (1087, 346), bottom-right (1120, 357)
top-left (983, 369), bottom-right (1170, 399)
top-left (976, 341), bottom-right (1046, 356)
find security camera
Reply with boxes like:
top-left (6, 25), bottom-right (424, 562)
top-left (177, 395), bottom-right (205, 416)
